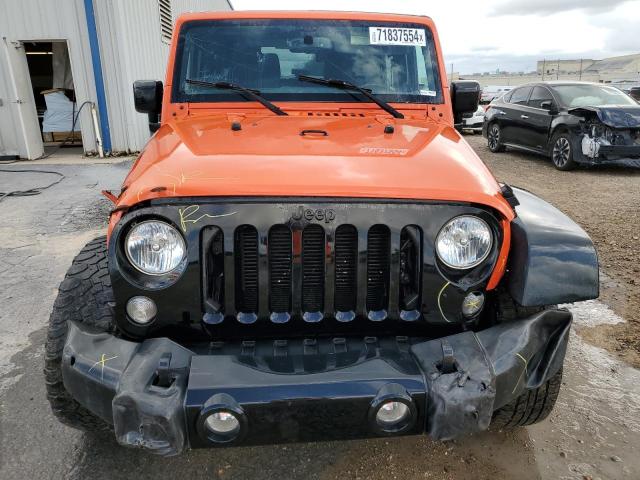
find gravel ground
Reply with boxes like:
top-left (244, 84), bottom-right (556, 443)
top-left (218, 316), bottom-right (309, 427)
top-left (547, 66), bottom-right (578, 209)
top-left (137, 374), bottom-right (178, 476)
top-left (0, 144), bottom-right (639, 479)
top-left (465, 134), bottom-right (640, 368)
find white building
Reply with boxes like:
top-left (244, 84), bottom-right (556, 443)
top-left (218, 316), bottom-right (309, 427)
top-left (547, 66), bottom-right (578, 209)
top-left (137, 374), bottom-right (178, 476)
top-left (0, 0), bottom-right (232, 159)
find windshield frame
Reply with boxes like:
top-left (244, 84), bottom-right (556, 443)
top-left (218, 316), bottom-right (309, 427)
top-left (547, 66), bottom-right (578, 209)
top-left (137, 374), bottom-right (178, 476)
top-left (171, 18), bottom-right (444, 105)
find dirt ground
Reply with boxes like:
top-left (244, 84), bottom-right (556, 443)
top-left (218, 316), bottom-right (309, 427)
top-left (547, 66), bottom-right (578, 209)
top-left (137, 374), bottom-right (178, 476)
top-left (465, 134), bottom-right (640, 368)
top-left (1, 144), bottom-right (639, 480)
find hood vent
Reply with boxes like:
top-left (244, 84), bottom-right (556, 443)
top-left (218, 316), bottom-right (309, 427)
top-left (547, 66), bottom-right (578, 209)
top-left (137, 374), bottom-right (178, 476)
top-left (301, 112), bottom-right (365, 117)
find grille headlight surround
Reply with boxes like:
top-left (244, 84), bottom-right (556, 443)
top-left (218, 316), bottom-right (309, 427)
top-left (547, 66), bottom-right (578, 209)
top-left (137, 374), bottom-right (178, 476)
top-left (436, 215), bottom-right (493, 270)
top-left (125, 220), bottom-right (187, 276)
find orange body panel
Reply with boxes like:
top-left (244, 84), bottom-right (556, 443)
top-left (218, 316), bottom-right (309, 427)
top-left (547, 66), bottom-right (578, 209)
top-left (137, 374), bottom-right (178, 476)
top-left (109, 11), bottom-right (515, 289)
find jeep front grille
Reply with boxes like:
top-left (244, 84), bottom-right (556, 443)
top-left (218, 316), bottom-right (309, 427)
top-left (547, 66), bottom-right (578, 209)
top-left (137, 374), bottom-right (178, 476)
top-left (268, 225), bottom-right (293, 318)
top-left (366, 225), bottom-right (391, 319)
top-left (301, 225), bottom-right (325, 319)
top-left (202, 223), bottom-right (423, 325)
top-left (235, 225), bottom-right (259, 315)
top-left (333, 225), bottom-right (358, 316)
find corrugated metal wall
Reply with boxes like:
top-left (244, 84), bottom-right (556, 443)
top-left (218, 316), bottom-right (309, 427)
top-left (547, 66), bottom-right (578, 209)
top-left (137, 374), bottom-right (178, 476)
top-left (0, 0), bottom-right (98, 157)
top-left (95, 0), bottom-right (232, 153)
top-left (0, 0), bottom-right (231, 158)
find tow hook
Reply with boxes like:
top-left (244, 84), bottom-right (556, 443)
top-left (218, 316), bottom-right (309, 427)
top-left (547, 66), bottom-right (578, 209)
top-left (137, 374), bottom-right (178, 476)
top-left (439, 340), bottom-right (457, 374)
top-left (155, 352), bottom-right (175, 388)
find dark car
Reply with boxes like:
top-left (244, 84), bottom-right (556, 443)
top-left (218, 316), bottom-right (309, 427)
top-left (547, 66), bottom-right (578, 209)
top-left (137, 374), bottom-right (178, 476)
top-left (483, 81), bottom-right (640, 170)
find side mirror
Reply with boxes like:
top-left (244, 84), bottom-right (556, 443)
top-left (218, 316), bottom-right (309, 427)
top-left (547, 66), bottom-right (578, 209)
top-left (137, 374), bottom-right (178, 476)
top-left (451, 80), bottom-right (481, 124)
top-left (133, 80), bottom-right (163, 133)
top-left (540, 100), bottom-right (557, 113)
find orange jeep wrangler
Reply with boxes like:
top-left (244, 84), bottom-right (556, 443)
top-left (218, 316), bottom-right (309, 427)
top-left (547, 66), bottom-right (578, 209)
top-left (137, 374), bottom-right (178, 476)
top-left (45, 11), bottom-right (599, 455)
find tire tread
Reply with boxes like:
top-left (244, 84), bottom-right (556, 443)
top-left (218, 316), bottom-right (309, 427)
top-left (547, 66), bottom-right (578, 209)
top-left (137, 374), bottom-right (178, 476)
top-left (44, 236), bottom-right (113, 431)
top-left (492, 368), bottom-right (563, 429)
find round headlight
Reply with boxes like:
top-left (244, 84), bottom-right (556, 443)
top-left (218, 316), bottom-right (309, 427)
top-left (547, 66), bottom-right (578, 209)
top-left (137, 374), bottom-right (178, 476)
top-left (436, 216), bottom-right (492, 269)
top-left (125, 220), bottom-right (186, 275)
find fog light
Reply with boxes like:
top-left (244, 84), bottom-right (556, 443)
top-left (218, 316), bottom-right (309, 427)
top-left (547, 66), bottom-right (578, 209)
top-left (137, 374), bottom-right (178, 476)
top-left (376, 401), bottom-right (410, 427)
top-left (369, 384), bottom-right (417, 435)
top-left (462, 291), bottom-right (485, 318)
top-left (197, 393), bottom-right (247, 444)
top-left (205, 411), bottom-right (240, 436)
top-left (126, 296), bottom-right (157, 325)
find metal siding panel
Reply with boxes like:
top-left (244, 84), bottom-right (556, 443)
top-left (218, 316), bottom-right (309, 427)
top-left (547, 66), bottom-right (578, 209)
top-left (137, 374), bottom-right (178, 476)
top-left (0, 0), bottom-right (231, 155)
top-left (96, 0), bottom-right (231, 152)
top-left (0, 0), bottom-right (99, 155)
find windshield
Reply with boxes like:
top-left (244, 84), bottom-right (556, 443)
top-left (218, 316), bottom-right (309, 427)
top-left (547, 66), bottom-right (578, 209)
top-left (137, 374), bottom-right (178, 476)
top-left (172, 19), bottom-right (442, 104)
top-left (553, 84), bottom-right (637, 108)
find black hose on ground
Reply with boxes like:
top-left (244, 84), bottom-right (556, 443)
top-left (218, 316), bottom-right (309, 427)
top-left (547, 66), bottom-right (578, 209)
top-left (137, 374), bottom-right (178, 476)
top-left (0, 168), bottom-right (65, 203)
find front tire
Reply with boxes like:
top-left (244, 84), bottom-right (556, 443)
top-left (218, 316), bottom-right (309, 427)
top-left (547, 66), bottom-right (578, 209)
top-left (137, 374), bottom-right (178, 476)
top-left (491, 292), bottom-right (562, 428)
top-left (550, 132), bottom-right (577, 171)
top-left (44, 236), bottom-right (114, 432)
top-left (491, 368), bottom-right (563, 429)
top-left (487, 123), bottom-right (506, 152)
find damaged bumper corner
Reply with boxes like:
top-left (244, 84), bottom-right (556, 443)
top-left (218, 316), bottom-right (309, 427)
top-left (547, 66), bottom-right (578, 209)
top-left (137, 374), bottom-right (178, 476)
top-left (61, 309), bottom-right (572, 455)
top-left (581, 134), bottom-right (640, 163)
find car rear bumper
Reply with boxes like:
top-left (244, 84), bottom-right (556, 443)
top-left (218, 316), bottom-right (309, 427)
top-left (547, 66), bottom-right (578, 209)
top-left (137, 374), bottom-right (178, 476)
top-left (463, 119), bottom-right (484, 130)
top-left (61, 309), bottom-right (572, 456)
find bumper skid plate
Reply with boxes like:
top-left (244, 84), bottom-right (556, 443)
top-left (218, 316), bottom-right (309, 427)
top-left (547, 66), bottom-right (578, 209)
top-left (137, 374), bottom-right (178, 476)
top-left (61, 309), bottom-right (571, 456)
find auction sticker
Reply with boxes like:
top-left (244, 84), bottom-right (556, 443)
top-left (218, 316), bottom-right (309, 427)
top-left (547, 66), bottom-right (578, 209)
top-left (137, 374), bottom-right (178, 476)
top-left (369, 27), bottom-right (427, 46)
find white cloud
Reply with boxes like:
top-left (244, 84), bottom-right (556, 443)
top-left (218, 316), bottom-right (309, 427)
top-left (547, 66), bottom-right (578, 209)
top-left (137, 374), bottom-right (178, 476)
top-left (490, 0), bottom-right (633, 16)
top-left (229, 0), bottom-right (640, 73)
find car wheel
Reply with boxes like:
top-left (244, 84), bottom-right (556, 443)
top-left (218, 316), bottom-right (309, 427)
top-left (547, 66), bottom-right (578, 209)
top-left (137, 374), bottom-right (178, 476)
top-left (44, 236), bottom-right (113, 432)
top-left (550, 132), bottom-right (577, 171)
top-left (487, 123), bottom-right (505, 152)
top-left (491, 368), bottom-right (563, 429)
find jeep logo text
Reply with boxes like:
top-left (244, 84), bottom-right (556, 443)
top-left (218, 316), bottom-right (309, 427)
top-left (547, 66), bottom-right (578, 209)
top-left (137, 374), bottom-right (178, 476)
top-left (291, 206), bottom-right (336, 223)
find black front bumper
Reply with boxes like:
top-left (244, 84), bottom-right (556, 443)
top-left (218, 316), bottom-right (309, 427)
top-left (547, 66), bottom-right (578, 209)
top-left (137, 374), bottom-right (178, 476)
top-left (591, 144), bottom-right (640, 165)
top-left (61, 309), bottom-right (571, 456)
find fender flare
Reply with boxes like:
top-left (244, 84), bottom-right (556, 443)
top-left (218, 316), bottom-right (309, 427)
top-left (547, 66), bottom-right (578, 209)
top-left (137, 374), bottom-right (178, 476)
top-left (506, 187), bottom-right (599, 306)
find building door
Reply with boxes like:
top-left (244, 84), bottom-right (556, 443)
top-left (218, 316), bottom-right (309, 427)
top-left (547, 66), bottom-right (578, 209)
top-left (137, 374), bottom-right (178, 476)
top-left (1, 39), bottom-right (44, 159)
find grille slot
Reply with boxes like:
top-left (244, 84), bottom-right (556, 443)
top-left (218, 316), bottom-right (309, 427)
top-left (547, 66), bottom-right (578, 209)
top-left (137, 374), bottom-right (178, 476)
top-left (399, 226), bottom-right (422, 319)
top-left (202, 227), bottom-right (224, 314)
top-left (235, 226), bottom-right (258, 313)
top-left (334, 225), bottom-right (358, 314)
top-left (269, 225), bottom-right (292, 314)
top-left (366, 225), bottom-right (391, 314)
top-left (302, 225), bottom-right (325, 313)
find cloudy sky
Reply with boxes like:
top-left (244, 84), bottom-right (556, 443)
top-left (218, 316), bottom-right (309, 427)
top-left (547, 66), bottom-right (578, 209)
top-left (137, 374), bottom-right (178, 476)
top-left (231, 0), bottom-right (640, 74)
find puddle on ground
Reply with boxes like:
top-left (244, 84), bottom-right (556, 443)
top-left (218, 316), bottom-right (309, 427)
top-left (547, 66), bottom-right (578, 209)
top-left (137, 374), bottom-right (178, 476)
top-left (559, 300), bottom-right (640, 438)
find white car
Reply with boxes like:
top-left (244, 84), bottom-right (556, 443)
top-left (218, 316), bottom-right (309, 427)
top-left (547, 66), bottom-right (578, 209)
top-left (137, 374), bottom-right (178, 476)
top-left (480, 85), bottom-right (513, 103)
top-left (462, 105), bottom-right (485, 133)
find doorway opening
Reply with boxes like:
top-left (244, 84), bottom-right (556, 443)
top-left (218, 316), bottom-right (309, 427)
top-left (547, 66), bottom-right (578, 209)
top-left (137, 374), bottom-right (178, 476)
top-left (24, 41), bottom-right (83, 158)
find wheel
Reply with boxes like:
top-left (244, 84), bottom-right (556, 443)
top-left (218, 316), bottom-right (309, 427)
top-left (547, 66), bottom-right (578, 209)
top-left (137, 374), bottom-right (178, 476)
top-left (491, 368), bottom-right (563, 429)
top-left (44, 236), bottom-right (114, 431)
top-left (487, 123), bottom-right (506, 152)
top-left (550, 132), bottom-right (577, 171)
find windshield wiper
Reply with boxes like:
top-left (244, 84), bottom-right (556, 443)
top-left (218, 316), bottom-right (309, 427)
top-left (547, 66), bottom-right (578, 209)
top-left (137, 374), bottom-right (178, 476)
top-left (297, 75), bottom-right (404, 119)
top-left (185, 79), bottom-right (288, 116)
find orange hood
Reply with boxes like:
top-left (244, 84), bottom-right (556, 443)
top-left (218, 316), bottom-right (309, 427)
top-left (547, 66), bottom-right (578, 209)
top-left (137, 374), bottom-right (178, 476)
top-left (117, 114), bottom-right (514, 220)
